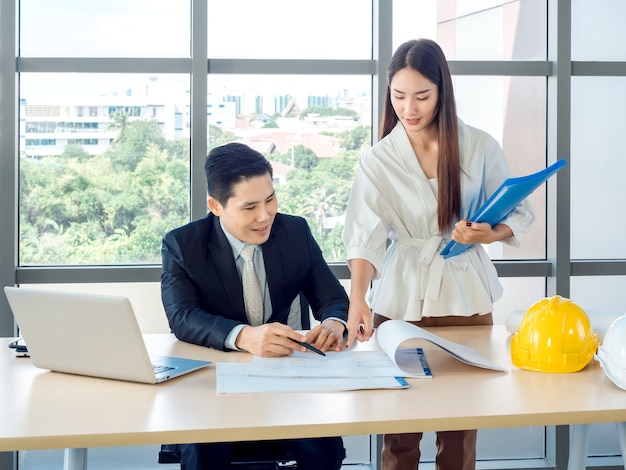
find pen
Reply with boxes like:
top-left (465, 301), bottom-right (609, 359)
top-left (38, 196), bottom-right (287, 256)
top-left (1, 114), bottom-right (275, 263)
top-left (290, 338), bottom-right (326, 356)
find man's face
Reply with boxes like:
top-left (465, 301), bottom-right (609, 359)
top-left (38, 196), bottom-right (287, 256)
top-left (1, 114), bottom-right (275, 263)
top-left (208, 173), bottom-right (278, 245)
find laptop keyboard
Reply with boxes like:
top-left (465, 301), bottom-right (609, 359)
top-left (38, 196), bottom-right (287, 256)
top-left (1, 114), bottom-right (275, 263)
top-left (153, 364), bottom-right (176, 374)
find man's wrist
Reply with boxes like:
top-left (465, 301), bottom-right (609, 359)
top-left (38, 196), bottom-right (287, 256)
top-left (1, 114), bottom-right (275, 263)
top-left (322, 318), bottom-right (348, 337)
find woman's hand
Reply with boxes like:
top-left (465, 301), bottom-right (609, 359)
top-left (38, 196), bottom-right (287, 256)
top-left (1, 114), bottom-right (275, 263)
top-left (452, 220), bottom-right (513, 245)
top-left (346, 297), bottom-right (373, 349)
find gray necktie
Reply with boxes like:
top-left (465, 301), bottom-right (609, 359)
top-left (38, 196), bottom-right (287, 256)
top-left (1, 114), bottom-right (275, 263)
top-left (240, 244), bottom-right (264, 326)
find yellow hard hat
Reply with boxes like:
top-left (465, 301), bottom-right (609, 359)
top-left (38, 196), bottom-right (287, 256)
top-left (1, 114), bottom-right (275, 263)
top-left (510, 295), bottom-right (598, 373)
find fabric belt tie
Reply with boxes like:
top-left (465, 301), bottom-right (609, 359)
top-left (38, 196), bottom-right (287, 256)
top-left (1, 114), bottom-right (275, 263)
top-left (396, 236), bottom-right (468, 302)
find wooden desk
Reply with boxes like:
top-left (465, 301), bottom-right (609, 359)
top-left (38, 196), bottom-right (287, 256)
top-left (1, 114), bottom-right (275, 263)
top-left (2, 326), bottom-right (626, 455)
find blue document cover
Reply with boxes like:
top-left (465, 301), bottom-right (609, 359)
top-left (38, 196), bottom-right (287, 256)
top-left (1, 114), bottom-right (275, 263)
top-left (440, 158), bottom-right (567, 259)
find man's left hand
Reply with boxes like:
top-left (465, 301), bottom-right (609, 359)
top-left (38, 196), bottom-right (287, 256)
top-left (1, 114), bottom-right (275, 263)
top-left (306, 320), bottom-right (347, 353)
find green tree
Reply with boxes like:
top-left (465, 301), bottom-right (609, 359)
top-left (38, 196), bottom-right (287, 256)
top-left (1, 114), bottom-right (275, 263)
top-left (270, 145), bottom-right (318, 171)
top-left (20, 118), bottom-right (189, 265)
top-left (62, 143), bottom-right (91, 162)
top-left (262, 120), bottom-right (279, 128)
top-left (208, 124), bottom-right (237, 148)
top-left (108, 110), bottom-right (130, 143)
top-left (19, 119), bottom-right (369, 265)
top-left (300, 187), bottom-right (340, 236)
top-left (321, 125), bottom-right (371, 151)
top-left (107, 119), bottom-right (167, 172)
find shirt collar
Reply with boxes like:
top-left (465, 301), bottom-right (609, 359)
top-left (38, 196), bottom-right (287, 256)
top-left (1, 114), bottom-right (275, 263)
top-left (219, 218), bottom-right (259, 259)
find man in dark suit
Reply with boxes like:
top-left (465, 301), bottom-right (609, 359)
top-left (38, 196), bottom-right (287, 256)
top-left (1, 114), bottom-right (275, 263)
top-left (161, 142), bottom-right (348, 470)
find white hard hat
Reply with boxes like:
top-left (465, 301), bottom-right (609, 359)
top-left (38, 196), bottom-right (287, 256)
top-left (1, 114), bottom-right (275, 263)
top-left (595, 314), bottom-right (626, 390)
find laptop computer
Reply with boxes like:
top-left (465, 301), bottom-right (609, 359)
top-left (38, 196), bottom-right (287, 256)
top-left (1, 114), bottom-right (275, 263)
top-left (4, 286), bottom-right (211, 384)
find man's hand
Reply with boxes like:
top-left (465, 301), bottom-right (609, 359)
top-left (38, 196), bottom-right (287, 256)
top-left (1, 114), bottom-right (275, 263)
top-left (306, 319), bottom-right (347, 353)
top-left (235, 323), bottom-right (308, 357)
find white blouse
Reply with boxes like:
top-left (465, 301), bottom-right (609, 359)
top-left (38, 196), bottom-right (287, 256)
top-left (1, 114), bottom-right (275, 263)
top-left (343, 119), bottom-right (535, 320)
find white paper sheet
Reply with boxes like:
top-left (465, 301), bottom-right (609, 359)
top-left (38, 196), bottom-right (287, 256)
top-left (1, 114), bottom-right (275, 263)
top-left (247, 347), bottom-right (431, 378)
top-left (376, 320), bottom-right (508, 372)
top-left (215, 363), bottom-right (409, 394)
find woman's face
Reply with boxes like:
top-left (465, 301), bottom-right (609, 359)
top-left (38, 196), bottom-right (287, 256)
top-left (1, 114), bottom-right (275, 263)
top-left (389, 67), bottom-right (439, 134)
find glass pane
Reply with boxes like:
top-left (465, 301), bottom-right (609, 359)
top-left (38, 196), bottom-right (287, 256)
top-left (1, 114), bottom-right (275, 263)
top-left (19, 73), bottom-right (191, 266)
top-left (399, 0), bottom-right (547, 60)
top-left (494, 277), bottom-right (546, 326)
top-left (455, 76), bottom-right (547, 260)
top-left (572, 0), bottom-right (626, 61)
top-left (570, 277), bottom-right (626, 334)
top-left (571, 77), bottom-right (626, 259)
top-left (588, 422), bottom-right (624, 456)
top-left (392, 0), bottom-right (438, 47)
top-left (207, 74), bottom-right (372, 263)
top-left (207, 0), bottom-right (371, 59)
top-left (19, 0), bottom-right (190, 57)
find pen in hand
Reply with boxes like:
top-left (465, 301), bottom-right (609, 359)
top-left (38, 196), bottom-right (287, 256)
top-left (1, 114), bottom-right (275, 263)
top-left (289, 338), bottom-right (326, 356)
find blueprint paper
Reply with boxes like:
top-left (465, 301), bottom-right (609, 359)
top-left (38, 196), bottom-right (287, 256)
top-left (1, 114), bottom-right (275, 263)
top-left (247, 347), bottom-right (431, 379)
top-left (215, 363), bottom-right (409, 394)
top-left (376, 319), bottom-right (507, 372)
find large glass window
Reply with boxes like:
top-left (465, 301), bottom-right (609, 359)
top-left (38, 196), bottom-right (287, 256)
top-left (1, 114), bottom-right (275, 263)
top-left (455, 75), bottom-right (547, 259)
top-left (436, 0), bottom-right (546, 60)
top-left (19, 74), bottom-right (190, 265)
top-left (207, 0), bottom-right (372, 60)
top-left (572, 0), bottom-right (626, 61)
top-left (19, 0), bottom-right (191, 57)
top-left (571, 77), bottom-right (626, 259)
top-left (207, 74), bottom-right (371, 263)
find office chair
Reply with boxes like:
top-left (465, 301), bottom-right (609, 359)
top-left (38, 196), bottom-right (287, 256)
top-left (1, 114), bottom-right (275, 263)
top-left (159, 295), bottom-right (311, 469)
top-left (158, 442), bottom-right (297, 469)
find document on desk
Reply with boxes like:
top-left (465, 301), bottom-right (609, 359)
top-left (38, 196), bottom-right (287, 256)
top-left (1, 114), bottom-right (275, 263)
top-left (247, 319), bottom-right (505, 379)
top-left (375, 320), bottom-right (507, 372)
top-left (215, 363), bottom-right (409, 394)
top-left (248, 347), bottom-right (431, 378)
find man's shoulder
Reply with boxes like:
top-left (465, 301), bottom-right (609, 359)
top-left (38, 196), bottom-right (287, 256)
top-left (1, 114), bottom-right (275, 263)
top-left (164, 214), bottom-right (215, 240)
top-left (274, 212), bottom-right (306, 225)
top-left (272, 213), bottom-right (310, 235)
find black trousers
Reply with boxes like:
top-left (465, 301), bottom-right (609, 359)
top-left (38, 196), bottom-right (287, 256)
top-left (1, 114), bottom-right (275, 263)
top-left (179, 437), bottom-right (345, 470)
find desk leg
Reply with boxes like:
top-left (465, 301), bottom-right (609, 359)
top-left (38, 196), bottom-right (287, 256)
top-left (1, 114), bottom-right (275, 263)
top-left (567, 424), bottom-right (589, 470)
top-left (63, 448), bottom-right (87, 470)
top-left (616, 422), bottom-right (626, 461)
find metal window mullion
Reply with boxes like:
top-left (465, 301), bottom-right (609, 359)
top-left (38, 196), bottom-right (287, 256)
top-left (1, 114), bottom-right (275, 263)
top-left (1, 0), bottom-right (18, 340)
top-left (372, 0), bottom-right (392, 143)
top-left (190, 0), bottom-right (208, 222)
top-left (546, 1), bottom-right (572, 469)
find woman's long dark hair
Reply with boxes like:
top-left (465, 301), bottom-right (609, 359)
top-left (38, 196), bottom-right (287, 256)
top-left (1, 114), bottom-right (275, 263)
top-left (380, 39), bottom-right (461, 233)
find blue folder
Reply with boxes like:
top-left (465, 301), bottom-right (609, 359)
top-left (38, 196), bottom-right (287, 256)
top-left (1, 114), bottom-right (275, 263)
top-left (440, 158), bottom-right (567, 259)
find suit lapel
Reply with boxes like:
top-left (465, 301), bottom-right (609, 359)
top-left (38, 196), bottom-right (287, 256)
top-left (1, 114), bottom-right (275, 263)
top-left (206, 216), bottom-right (248, 322)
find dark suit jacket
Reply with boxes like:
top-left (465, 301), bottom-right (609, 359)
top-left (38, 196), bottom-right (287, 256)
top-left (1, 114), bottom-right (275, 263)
top-left (161, 212), bottom-right (349, 350)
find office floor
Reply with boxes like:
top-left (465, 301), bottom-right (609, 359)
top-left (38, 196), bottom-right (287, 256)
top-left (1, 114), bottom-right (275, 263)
top-left (18, 445), bottom-right (373, 469)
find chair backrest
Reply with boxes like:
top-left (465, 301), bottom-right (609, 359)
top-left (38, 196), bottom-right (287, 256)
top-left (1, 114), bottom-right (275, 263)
top-left (287, 293), bottom-right (310, 330)
top-left (158, 442), bottom-right (296, 468)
